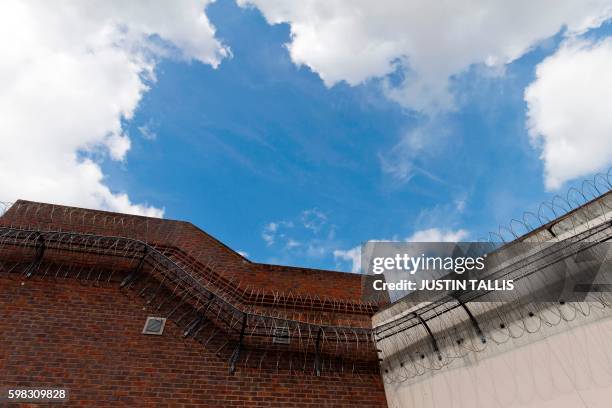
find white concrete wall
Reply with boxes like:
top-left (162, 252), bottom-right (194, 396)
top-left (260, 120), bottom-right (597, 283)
top-left (383, 311), bottom-right (612, 408)
top-left (378, 193), bottom-right (612, 407)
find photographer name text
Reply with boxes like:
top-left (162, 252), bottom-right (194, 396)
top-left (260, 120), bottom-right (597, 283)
top-left (372, 278), bottom-right (514, 291)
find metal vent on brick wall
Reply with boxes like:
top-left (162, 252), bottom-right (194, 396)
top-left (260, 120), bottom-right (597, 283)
top-left (272, 326), bottom-right (290, 344)
top-left (142, 317), bottom-right (166, 335)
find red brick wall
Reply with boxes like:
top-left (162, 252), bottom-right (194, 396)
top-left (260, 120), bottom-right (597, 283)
top-left (0, 276), bottom-right (387, 407)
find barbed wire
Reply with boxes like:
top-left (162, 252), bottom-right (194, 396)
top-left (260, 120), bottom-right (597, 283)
top-left (2, 167), bottom-right (611, 379)
top-left (376, 208), bottom-right (612, 384)
top-left (0, 225), bottom-right (381, 377)
top-left (481, 167), bottom-right (612, 243)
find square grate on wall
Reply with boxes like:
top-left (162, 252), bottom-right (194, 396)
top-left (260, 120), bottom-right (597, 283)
top-left (272, 326), bottom-right (290, 344)
top-left (142, 316), bottom-right (167, 335)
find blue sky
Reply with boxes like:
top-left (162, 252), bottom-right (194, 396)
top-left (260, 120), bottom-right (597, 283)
top-left (4, 1), bottom-right (612, 272)
top-left (112, 1), bottom-right (609, 270)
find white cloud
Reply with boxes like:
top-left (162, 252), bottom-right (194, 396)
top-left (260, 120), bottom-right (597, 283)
top-left (301, 208), bottom-right (327, 233)
top-left (454, 196), bottom-right (467, 213)
top-left (0, 0), bottom-right (228, 216)
top-left (379, 129), bottom-right (423, 182)
top-left (262, 222), bottom-right (279, 246)
top-left (333, 246), bottom-right (361, 273)
top-left (286, 238), bottom-right (301, 249)
top-left (239, 0), bottom-right (612, 112)
top-left (262, 210), bottom-right (338, 262)
top-left (261, 220), bottom-right (294, 246)
top-left (406, 228), bottom-right (469, 242)
top-left (379, 118), bottom-right (449, 182)
top-left (138, 123), bottom-right (157, 141)
top-left (525, 37), bottom-right (612, 190)
top-left (262, 209), bottom-right (331, 249)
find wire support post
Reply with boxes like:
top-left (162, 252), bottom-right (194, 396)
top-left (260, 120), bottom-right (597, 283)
top-left (229, 312), bottom-right (248, 374)
top-left (120, 245), bottom-right (148, 288)
top-left (314, 327), bottom-right (323, 376)
top-left (458, 300), bottom-right (486, 344)
top-left (24, 233), bottom-right (45, 278)
top-left (415, 313), bottom-right (442, 361)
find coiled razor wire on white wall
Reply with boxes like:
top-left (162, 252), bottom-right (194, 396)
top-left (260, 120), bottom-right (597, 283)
top-left (481, 167), bottom-right (612, 243)
top-left (374, 168), bottom-right (612, 398)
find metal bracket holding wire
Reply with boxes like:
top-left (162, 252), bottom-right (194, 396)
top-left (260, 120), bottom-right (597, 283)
top-left (414, 313), bottom-right (442, 361)
top-left (24, 233), bottom-right (45, 278)
top-left (229, 313), bottom-right (248, 374)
